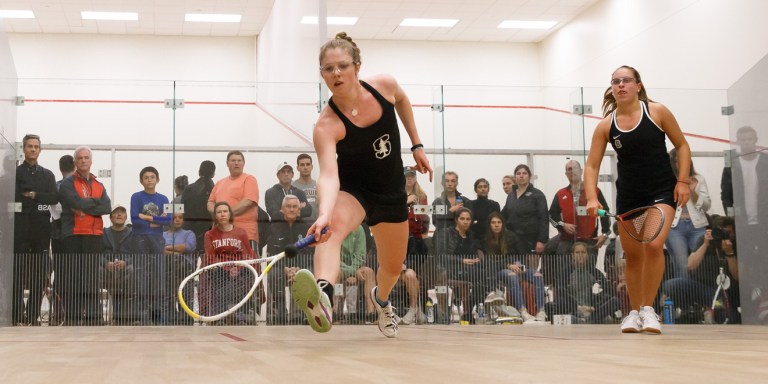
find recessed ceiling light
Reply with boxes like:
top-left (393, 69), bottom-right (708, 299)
top-left (0, 10), bottom-right (35, 19)
top-left (301, 16), bottom-right (358, 25)
top-left (81, 11), bottom-right (138, 21)
top-left (400, 18), bottom-right (458, 28)
top-left (497, 20), bottom-right (557, 29)
top-left (185, 13), bottom-right (242, 23)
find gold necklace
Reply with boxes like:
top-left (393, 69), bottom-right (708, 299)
top-left (349, 87), bottom-right (361, 117)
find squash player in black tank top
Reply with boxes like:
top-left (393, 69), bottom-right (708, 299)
top-left (291, 32), bottom-right (433, 338)
top-left (584, 66), bottom-right (691, 335)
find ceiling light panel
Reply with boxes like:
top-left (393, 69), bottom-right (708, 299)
top-left (185, 14), bottom-right (242, 23)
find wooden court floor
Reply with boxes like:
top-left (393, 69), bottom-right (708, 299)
top-left (1, 324), bottom-right (767, 383)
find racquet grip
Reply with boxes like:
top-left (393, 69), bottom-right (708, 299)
top-left (597, 209), bottom-right (608, 216)
top-left (294, 227), bottom-right (329, 249)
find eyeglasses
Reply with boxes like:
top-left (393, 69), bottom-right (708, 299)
top-left (320, 61), bottom-right (355, 75)
top-left (610, 77), bottom-right (636, 85)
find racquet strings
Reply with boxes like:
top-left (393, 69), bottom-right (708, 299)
top-left (196, 262), bottom-right (258, 321)
top-left (619, 207), bottom-right (664, 243)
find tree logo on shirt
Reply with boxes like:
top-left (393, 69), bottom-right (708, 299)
top-left (143, 202), bottom-right (160, 216)
top-left (373, 134), bottom-right (392, 159)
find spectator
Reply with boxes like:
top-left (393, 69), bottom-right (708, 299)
top-left (402, 166), bottom-right (429, 325)
top-left (482, 212), bottom-right (527, 300)
top-left (719, 126), bottom-right (768, 323)
top-left (50, 155), bottom-right (75, 263)
top-left (102, 205), bottom-right (136, 325)
top-left (502, 164), bottom-right (549, 255)
top-left (469, 178), bottom-right (500, 242)
top-left (548, 160), bottom-right (611, 287)
top-left (265, 162), bottom-right (312, 221)
top-left (292, 153), bottom-right (319, 223)
top-left (164, 213), bottom-right (197, 324)
top-left (550, 160), bottom-right (611, 254)
top-left (207, 151), bottom-right (260, 250)
top-left (338, 225), bottom-right (375, 323)
top-left (58, 146), bottom-right (112, 325)
top-left (182, 160), bottom-right (215, 253)
top-left (432, 171), bottom-right (467, 231)
top-left (13, 133), bottom-right (58, 326)
top-left (432, 207), bottom-right (486, 323)
top-left (550, 242), bottom-right (620, 324)
top-left (130, 166), bottom-right (171, 325)
top-left (172, 175), bottom-right (188, 205)
top-left (661, 215), bottom-right (740, 324)
top-left (203, 202), bottom-right (258, 325)
top-left (497, 248), bottom-right (547, 323)
top-left (265, 195), bottom-right (313, 325)
top-left (666, 148), bottom-right (710, 279)
top-left (501, 175), bottom-right (514, 195)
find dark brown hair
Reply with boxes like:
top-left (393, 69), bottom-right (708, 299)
top-left (601, 65), bottom-right (654, 117)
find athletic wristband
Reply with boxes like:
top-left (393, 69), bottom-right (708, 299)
top-left (677, 180), bottom-right (690, 185)
top-left (411, 144), bottom-right (424, 152)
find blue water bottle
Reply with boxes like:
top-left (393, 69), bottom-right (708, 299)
top-left (663, 298), bottom-right (675, 324)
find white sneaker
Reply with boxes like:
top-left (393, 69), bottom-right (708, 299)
top-left (520, 308), bottom-right (535, 322)
top-left (621, 310), bottom-right (642, 333)
top-left (535, 309), bottom-right (547, 322)
top-left (371, 287), bottom-right (399, 338)
top-left (484, 291), bottom-right (505, 305)
top-left (401, 307), bottom-right (417, 325)
top-left (639, 306), bottom-right (661, 334)
top-left (416, 309), bottom-right (427, 324)
top-left (291, 269), bottom-right (333, 333)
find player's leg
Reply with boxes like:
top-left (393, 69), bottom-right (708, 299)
top-left (640, 204), bottom-right (675, 307)
top-left (620, 203), bottom-right (674, 333)
top-left (369, 221), bottom-right (408, 337)
top-left (292, 192), bottom-right (364, 332)
top-left (370, 221), bottom-right (408, 301)
top-left (313, 192), bottom-right (366, 284)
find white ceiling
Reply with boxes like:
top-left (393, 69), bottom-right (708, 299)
top-left (0, 0), bottom-right (599, 42)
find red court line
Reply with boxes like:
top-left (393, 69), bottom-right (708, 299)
top-left (220, 333), bottom-right (247, 342)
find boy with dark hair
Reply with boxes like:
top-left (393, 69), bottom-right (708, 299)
top-left (130, 166), bottom-right (171, 325)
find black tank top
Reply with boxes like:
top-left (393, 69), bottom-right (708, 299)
top-left (329, 81), bottom-right (405, 195)
top-left (609, 101), bottom-right (676, 197)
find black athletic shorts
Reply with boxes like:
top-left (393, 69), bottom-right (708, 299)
top-left (342, 186), bottom-right (408, 226)
top-left (616, 189), bottom-right (675, 215)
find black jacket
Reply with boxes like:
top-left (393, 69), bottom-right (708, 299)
top-left (502, 184), bottom-right (549, 248)
top-left (264, 184), bottom-right (312, 222)
top-left (15, 161), bottom-right (58, 217)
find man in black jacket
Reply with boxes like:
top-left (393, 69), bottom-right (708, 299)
top-left (14, 134), bottom-right (58, 326)
top-left (720, 126), bottom-right (768, 323)
top-left (102, 205), bottom-right (136, 324)
top-left (181, 160), bottom-right (215, 253)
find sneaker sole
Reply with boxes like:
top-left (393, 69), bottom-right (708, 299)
top-left (621, 327), bottom-right (641, 333)
top-left (642, 327), bottom-right (662, 334)
top-left (291, 270), bottom-right (332, 333)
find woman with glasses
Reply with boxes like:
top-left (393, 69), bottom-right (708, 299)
top-left (291, 32), bottom-right (433, 338)
top-left (584, 65), bottom-right (692, 334)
